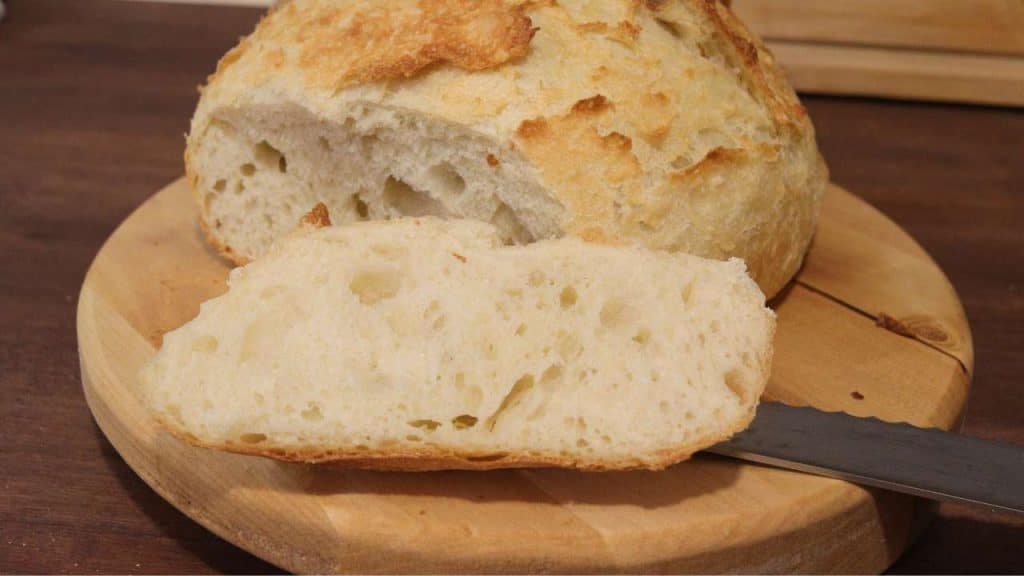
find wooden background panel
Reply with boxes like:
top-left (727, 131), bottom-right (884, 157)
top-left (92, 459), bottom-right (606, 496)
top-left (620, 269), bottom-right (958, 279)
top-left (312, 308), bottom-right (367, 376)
top-left (769, 41), bottom-right (1024, 108)
top-left (733, 0), bottom-right (1024, 56)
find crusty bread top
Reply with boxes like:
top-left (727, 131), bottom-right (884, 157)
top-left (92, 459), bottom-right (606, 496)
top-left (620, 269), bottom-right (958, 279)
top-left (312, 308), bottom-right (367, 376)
top-left (189, 0), bottom-right (827, 296)
top-left (201, 0), bottom-right (807, 144)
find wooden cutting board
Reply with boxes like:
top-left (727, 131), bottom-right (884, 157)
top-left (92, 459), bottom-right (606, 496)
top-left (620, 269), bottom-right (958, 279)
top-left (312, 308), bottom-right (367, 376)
top-left (78, 178), bottom-right (972, 573)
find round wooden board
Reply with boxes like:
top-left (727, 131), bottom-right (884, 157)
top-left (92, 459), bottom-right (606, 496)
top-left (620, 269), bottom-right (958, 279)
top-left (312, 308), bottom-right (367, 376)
top-left (79, 179), bottom-right (972, 574)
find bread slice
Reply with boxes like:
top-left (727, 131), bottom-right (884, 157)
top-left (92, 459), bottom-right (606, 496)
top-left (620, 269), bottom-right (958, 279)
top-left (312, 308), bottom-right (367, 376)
top-left (185, 0), bottom-right (828, 297)
top-left (140, 214), bottom-right (775, 470)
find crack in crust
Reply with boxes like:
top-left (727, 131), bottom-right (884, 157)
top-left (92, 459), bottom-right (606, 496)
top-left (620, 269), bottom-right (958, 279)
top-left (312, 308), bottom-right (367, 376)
top-left (687, 0), bottom-right (806, 130)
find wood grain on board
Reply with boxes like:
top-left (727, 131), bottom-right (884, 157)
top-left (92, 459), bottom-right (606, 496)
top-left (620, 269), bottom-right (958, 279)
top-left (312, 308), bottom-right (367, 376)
top-left (77, 179), bottom-right (969, 573)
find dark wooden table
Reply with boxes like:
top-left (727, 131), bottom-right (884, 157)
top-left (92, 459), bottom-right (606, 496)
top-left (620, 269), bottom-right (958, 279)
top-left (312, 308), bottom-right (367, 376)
top-left (1, 1), bottom-right (1021, 572)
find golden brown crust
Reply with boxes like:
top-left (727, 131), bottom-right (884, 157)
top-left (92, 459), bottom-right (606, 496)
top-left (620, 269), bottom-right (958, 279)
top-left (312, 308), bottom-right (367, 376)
top-left (274, 0), bottom-right (537, 91)
top-left (198, 211), bottom-right (250, 267)
top-left (514, 96), bottom-right (642, 243)
top-left (685, 0), bottom-right (806, 131)
top-left (299, 202), bottom-right (332, 229)
top-left (570, 94), bottom-right (611, 115)
top-left (675, 145), bottom-right (745, 178)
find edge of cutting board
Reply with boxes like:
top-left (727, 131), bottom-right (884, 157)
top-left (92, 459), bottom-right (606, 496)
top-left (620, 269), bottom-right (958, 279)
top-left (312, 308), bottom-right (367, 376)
top-left (78, 178), bottom-right (972, 573)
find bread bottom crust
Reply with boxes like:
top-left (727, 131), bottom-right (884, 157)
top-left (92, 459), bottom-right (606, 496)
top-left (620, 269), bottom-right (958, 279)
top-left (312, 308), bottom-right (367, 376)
top-left (155, 403), bottom-right (758, 472)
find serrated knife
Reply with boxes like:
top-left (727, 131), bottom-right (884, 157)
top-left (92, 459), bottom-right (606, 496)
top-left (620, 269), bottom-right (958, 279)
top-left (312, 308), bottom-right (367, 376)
top-left (707, 402), bottom-right (1024, 514)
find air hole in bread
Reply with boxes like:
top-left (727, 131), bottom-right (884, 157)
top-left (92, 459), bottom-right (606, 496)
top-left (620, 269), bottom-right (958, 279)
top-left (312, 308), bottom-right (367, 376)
top-left (239, 433), bottom-right (267, 444)
top-left (254, 140), bottom-right (283, 167)
top-left (577, 438), bottom-right (589, 448)
top-left (406, 434), bottom-right (421, 442)
top-left (681, 281), bottom-right (694, 305)
top-left (655, 17), bottom-right (682, 39)
top-left (724, 369), bottom-right (748, 404)
top-left (659, 400), bottom-right (670, 413)
top-left (278, 155), bottom-right (288, 173)
top-left (486, 374), bottom-right (535, 430)
top-left (240, 163), bottom-right (256, 176)
top-left (482, 340), bottom-right (498, 360)
top-left (492, 202), bottom-right (534, 244)
top-left (452, 414), bottom-right (478, 429)
top-left (354, 194), bottom-right (369, 219)
top-left (383, 176), bottom-right (448, 217)
top-left (301, 402), bottom-right (323, 421)
top-left (424, 162), bottom-right (466, 198)
top-left (359, 133), bottom-right (378, 151)
top-left (514, 323), bottom-right (527, 336)
top-left (408, 419), bottom-right (441, 431)
top-left (527, 401), bottom-right (548, 421)
top-left (318, 136), bottom-right (332, 152)
top-left (213, 179), bottom-right (227, 192)
top-left (349, 268), bottom-right (401, 305)
top-left (599, 297), bottom-right (632, 329)
top-left (540, 365), bottom-right (562, 386)
top-left (632, 328), bottom-right (651, 345)
top-left (235, 180), bottom-right (245, 194)
top-left (559, 286), bottom-right (578, 309)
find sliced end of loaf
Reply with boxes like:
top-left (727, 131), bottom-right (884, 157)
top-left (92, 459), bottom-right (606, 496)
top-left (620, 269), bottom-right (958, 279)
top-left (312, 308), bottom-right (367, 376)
top-left (141, 217), bottom-right (774, 470)
top-left (187, 105), bottom-right (563, 265)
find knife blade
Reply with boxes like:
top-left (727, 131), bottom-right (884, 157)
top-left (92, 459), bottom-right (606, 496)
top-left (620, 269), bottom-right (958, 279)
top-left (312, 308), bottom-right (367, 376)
top-left (707, 402), bottom-right (1024, 514)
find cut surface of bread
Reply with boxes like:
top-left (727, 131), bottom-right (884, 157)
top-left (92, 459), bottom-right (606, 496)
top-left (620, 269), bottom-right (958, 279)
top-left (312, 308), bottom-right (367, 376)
top-left (186, 0), bottom-right (828, 297)
top-left (141, 216), bottom-right (775, 470)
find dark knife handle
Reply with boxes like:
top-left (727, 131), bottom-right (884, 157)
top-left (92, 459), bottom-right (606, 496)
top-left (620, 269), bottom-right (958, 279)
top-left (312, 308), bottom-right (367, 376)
top-left (708, 402), bottom-right (1024, 514)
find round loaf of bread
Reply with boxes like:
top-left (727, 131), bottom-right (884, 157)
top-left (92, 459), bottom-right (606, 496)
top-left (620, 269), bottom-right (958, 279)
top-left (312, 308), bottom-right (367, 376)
top-left (186, 0), bottom-right (828, 296)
